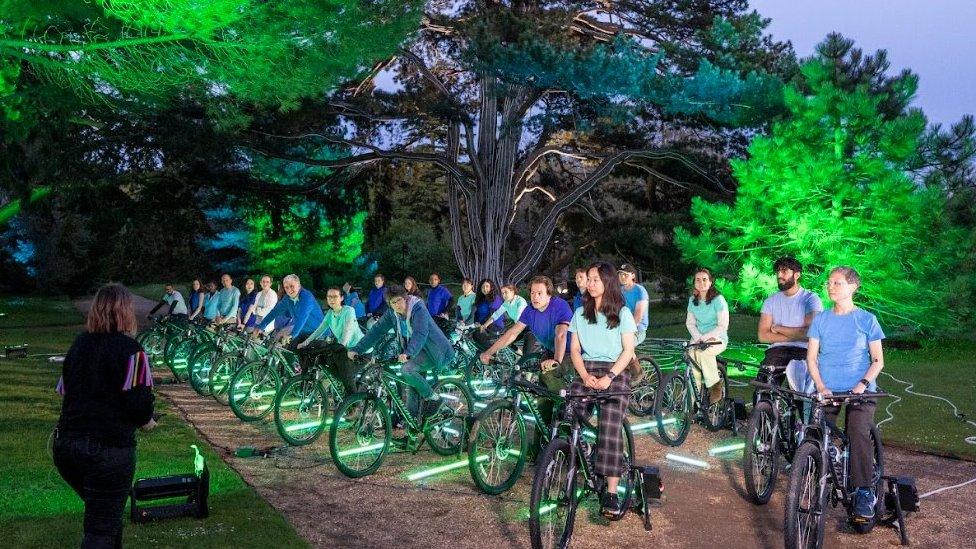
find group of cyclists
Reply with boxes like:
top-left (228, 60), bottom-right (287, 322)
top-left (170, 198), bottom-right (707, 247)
top-left (149, 254), bottom-right (886, 537)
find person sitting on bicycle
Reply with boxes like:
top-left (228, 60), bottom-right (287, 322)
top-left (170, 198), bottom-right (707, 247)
top-left (202, 281), bottom-right (220, 321)
top-left (426, 273), bottom-right (453, 319)
top-left (404, 276), bottom-right (424, 300)
top-left (254, 274), bottom-right (324, 347)
top-left (148, 283), bottom-right (188, 321)
top-left (571, 267), bottom-right (587, 311)
top-left (617, 264), bottom-right (649, 346)
top-left (187, 279), bottom-right (205, 320)
top-left (568, 261), bottom-right (637, 519)
top-left (481, 283), bottom-right (529, 353)
top-left (366, 274), bottom-right (388, 320)
top-left (455, 278), bottom-right (476, 324)
top-left (213, 274), bottom-right (241, 326)
top-left (757, 256), bottom-right (823, 386)
top-left (296, 286), bottom-right (365, 394)
top-left (479, 276), bottom-right (573, 431)
top-left (806, 266), bottom-right (885, 521)
top-left (349, 284), bottom-right (456, 423)
top-left (686, 268), bottom-right (730, 404)
top-left (242, 275), bottom-right (278, 332)
top-left (237, 278), bottom-right (257, 330)
top-left (342, 282), bottom-right (366, 320)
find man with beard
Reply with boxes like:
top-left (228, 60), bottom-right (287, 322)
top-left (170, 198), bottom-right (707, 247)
top-left (757, 256), bottom-right (823, 387)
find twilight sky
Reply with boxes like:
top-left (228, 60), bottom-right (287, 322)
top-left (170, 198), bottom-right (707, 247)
top-left (750, 0), bottom-right (975, 127)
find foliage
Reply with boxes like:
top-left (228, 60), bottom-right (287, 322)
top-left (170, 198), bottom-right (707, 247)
top-left (676, 36), bottom-right (968, 333)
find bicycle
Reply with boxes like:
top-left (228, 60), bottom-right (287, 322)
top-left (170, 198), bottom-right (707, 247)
top-left (743, 372), bottom-right (809, 504)
top-left (273, 342), bottom-right (348, 446)
top-left (779, 385), bottom-right (889, 548)
top-left (467, 360), bottom-right (559, 495)
top-left (654, 341), bottom-right (741, 446)
top-left (529, 389), bottom-right (657, 549)
top-left (185, 323), bottom-right (246, 395)
top-left (162, 318), bottom-right (215, 382)
top-left (328, 354), bottom-right (473, 478)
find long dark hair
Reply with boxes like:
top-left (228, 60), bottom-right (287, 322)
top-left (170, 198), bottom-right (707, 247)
top-left (691, 268), bottom-right (721, 306)
top-left (582, 262), bottom-right (625, 329)
top-left (475, 278), bottom-right (497, 306)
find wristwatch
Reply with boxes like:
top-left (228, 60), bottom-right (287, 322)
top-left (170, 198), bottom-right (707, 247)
top-left (858, 378), bottom-right (870, 387)
top-left (607, 370), bottom-right (617, 380)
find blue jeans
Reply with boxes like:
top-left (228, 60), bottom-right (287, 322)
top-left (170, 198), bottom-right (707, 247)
top-left (53, 432), bottom-right (136, 549)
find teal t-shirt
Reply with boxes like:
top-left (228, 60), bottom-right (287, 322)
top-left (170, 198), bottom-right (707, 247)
top-left (687, 295), bottom-right (729, 343)
top-left (457, 293), bottom-right (476, 321)
top-left (568, 306), bottom-right (637, 362)
top-left (307, 306), bottom-right (363, 348)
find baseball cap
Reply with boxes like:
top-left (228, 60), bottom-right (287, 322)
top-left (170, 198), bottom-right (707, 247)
top-left (618, 264), bottom-right (637, 275)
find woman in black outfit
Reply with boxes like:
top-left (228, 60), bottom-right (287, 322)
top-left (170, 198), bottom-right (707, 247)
top-left (54, 284), bottom-right (156, 548)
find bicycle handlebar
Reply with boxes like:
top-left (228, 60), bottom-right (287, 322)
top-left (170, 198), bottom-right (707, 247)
top-left (560, 389), bottom-right (632, 400)
top-left (750, 381), bottom-right (888, 401)
top-left (685, 340), bottom-right (723, 351)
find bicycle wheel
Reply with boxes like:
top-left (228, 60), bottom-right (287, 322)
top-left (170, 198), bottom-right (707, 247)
top-left (628, 356), bottom-right (662, 416)
top-left (426, 379), bottom-right (473, 456)
top-left (702, 368), bottom-right (732, 432)
top-left (139, 329), bottom-right (166, 360)
top-left (468, 400), bottom-right (528, 495)
top-left (784, 442), bottom-right (827, 549)
top-left (655, 372), bottom-right (692, 446)
top-left (529, 438), bottom-right (581, 549)
top-left (187, 343), bottom-right (217, 396)
top-left (229, 360), bottom-right (281, 422)
top-left (744, 400), bottom-right (780, 505)
top-left (209, 352), bottom-right (243, 405)
top-left (464, 357), bottom-right (504, 401)
top-left (274, 373), bottom-right (335, 446)
top-left (329, 393), bottom-right (391, 478)
top-left (851, 425), bottom-right (885, 534)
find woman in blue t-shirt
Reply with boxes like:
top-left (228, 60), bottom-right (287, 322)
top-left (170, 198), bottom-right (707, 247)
top-left (807, 266), bottom-right (885, 521)
top-left (567, 262), bottom-right (636, 521)
top-left (685, 268), bottom-right (729, 404)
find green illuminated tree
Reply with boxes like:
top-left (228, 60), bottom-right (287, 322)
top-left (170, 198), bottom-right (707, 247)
top-left (675, 36), bottom-right (967, 333)
top-left (252, 1), bottom-right (792, 283)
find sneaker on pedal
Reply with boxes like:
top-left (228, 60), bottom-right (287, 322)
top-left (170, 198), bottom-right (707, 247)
top-left (600, 492), bottom-right (624, 521)
top-left (854, 487), bottom-right (876, 520)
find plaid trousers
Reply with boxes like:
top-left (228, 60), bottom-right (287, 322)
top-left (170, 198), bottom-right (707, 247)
top-left (569, 360), bottom-right (631, 477)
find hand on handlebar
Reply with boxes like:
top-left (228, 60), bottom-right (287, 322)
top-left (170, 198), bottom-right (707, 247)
top-left (816, 385), bottom-right (833, 400)
top-left (479, 351), bottom-right (492, 365)
top-left (851, 381), bottom-right (867, 394)
top-left (347, 351), bottom-right (358, 361)
top-left (540, 359), bottom-right (558, 373)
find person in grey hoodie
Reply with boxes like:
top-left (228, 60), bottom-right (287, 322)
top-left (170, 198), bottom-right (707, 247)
top-left (349, 283), bottom-right (456, 421)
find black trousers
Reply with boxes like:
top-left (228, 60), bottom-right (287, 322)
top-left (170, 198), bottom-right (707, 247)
top-left (53, 433), bottom-right (136, 549)
top-left (298, 340), bottom-right (361, 395)
top-left (824, 399), bottom-right (878, 488)
top-left (759, 345), bottom-right (808, 386)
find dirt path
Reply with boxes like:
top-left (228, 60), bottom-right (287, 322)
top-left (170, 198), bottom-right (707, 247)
top-left (72, 298), bottom-right (976, 548)
top-left (152, 380), bottom-right (974, 549)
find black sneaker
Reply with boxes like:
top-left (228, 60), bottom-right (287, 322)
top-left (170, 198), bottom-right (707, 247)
top-left (600, 492), bottom-right (624, 521)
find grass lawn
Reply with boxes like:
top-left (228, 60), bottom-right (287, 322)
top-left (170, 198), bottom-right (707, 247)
top-left (0, 296), bottom-right (307, 548)
top-left (646, 303), bottom-right (976, 461)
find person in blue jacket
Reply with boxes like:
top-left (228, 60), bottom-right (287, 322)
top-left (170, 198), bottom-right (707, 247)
top-left (366, 274), bottom-right (388, 319)
top-left (255, 274), bottom-right (324, 345)
top-left (349, 284), bottom-right (456, 422)
top-left (342, 282), bottom-right (366, 319)
top-left (426, 272), bottom-right (453, 318)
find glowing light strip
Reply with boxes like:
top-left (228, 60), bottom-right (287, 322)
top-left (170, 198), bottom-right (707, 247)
top-left (283, 419), bottom-right (332, 432)
top-left (708, 442), bottom-right (745, 455)
top-left (336, 442), bottom-right (386, 458)
top-left (666, 453), bottom-right (710, 469)
top-left (407, 455), bottom-right (489, 481)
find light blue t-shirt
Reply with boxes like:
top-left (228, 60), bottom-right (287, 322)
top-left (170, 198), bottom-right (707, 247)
top-left (490, 295), bottom-right (528, 323)
top-left (215, 286), bottom-right (241, 318)
top-left (622, 284), bottom-right (649, 333)
top-left (807, 308), bottom-right (885, 392)
top-left (456, 293), bottom-right (476, 322)
top-left (569, 306), bottom-right (637, 363)
top-left (687, 295), bottom-right (729, 343)
top-left (760, 288), bottom-right (823, 349)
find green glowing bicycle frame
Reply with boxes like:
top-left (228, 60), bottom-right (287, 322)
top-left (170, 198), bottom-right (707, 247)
top-left (528, 390), bottom-right (640, 549)
top-left (227, 339), bottom-right (299, 422)
top-left (328, 357), bottom-right (473, 478)
top-left (654, 341), bottom-right (738, 446)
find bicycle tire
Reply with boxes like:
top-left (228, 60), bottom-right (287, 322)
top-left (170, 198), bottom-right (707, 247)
top-left (744, 400), bottom-right (780, 505)
top-left (468, 400), bottom-right (528, 495)
top-left (655, 372), bottom-right (692, 446)
top-left (207, 351), bottom-right (242, 403)
top-left (274, 373), bottom-right (335, 446)
top-left (464, 356), bottom-right (505, 401)
top-left (529, 438), bottom-right (580, 549)
top-left (329, 393), bottom-right (391, 478)
top-left (186, 343), bottom-right (217, 394)
top-left (426, 380), bottom-right (472, 456)
top-left (628, 356), bottom-right (662, 416)
top-left (228, 360), bottom-right (281, 422)
top-left (702, 366), bottom-right (732, 432)
top-left (784, 441), bottom-right (827, 549)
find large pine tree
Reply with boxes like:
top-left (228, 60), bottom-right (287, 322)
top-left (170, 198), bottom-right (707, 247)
top-left (675, 35), bottom-right (966, 333)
